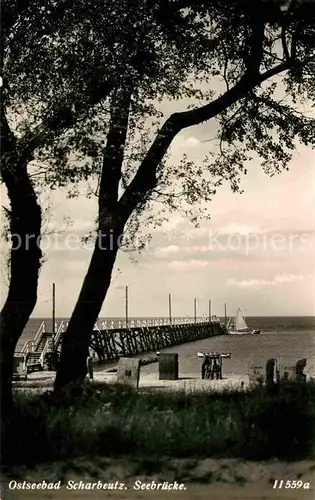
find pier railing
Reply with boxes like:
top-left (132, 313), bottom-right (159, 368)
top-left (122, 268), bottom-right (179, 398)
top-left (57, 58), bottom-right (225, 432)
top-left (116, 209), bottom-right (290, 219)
top-left (96, 317), bottom-right (209, 330)
top-left (41, 316), bottom-right (218, 349)
top-left (21, 321), bottom-right (46, 354)
top-left (18, 317), bottom-right (224, 368)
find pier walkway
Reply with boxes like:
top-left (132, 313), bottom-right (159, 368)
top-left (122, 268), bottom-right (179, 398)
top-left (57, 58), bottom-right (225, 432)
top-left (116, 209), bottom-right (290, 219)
top-left (14, 317), bottom-right (225, 373)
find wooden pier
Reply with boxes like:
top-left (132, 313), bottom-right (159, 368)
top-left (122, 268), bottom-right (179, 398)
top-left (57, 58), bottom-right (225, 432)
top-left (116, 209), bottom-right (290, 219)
top-left (89, 321), bottom-right (224, 362)
top-left (16, 319), bottom-right (225, 373)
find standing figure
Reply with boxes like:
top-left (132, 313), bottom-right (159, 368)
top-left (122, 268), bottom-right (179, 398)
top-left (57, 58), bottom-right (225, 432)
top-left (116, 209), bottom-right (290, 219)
top-left (201, 355), bottom-right (213, 379)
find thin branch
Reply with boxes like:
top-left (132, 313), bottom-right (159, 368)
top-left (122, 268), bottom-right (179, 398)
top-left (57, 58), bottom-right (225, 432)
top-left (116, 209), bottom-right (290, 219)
top-left (291, 29), bottom-right (298, 60)
top-left (220, 101), bottom-right (247, 139)
top-left (262, 48), bottom-right (285, 63)
top-left (92, 172), bottom-right (102, 198)
top-left (118, 54), bottom-right (291, 223)
top-left (201, 136), bottom-right (217, 143)
top-left (28, 169), bottom-right (49, 178)
top-left (219, 133), bottom-right (225, 158)
top-left (281, 24), bottom-right (290, 60)
top-left (251, 94), bottom-right (315, 123)
top-left (152, 188), bottom-right (186, 199)
top-left (223, 47), bottom-right (230, 91)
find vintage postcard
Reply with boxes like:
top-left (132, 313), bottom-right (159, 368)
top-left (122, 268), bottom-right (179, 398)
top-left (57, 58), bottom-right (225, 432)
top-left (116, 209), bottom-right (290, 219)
top-left (1, 0), bottom-right (314, 499)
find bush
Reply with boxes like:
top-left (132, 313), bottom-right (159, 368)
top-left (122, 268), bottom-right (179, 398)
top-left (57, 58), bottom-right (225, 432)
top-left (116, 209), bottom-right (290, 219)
top-left (3, 380), bottom-right (315, 467)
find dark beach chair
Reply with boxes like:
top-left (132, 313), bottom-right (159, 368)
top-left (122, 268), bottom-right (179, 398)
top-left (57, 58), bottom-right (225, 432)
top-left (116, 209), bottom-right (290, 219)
top-left (296, 358), bottom-right (307, 382)
top-left (201, 356), bottom-right (212, 379)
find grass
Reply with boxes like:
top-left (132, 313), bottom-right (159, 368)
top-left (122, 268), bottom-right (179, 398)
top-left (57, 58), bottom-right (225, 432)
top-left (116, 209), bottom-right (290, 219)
top-left (2, 380), bottom-right (315, 468)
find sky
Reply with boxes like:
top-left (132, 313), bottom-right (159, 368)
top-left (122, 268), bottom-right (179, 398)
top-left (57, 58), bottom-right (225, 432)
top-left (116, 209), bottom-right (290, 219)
top-left (1, 78), bottom-right (315, 319)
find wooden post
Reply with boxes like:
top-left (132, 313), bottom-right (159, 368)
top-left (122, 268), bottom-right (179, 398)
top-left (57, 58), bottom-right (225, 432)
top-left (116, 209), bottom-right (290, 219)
top-left (208, 299), bottom-right (211, 322)
top-left (159, 353), bottom-right (179, 380)
top-left (125, 285), bottom-right (129, 328)
top-left (224, 302), bottom-right (227, 326)
top-left (169, 293), bottom-right (172, 325)
top-left (87, 356), bottom-right (93, 380)
top-left (194, 298), bottom-right (197, 323)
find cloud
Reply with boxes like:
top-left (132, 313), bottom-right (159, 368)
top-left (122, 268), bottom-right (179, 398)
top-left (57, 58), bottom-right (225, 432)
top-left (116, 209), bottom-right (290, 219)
top-left (154, 245), bottom-right (209, 258)
top-left (154, 245), bottom-right (180, 257)
top-left (158, 217), bottom-right (184, 232)
top-left (227, 274), bottom-right (311, 288)
top-left (182, 245), bottom-right (209, 253)
top-left (168, 260), bottom-right (209, 270)
top-left (185, 136), bottom-right (201, 147)
top-left (217, 224), bottom-right (265, 235)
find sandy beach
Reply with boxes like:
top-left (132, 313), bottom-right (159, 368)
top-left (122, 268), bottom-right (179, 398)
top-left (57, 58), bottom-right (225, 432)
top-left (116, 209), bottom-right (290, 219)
top-left (13, 367), bottom-right (249, 393)
top-left (9, 365), bottom-right (315, 500)
top-left (98, 370), bottom-right (248, 391)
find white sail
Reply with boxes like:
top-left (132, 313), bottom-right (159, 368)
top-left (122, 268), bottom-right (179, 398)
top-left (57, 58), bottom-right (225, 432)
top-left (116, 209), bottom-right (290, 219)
top-left (234, 309), bottom-right (249, 331)
top-left (226, 308), bottom-right (260, 335)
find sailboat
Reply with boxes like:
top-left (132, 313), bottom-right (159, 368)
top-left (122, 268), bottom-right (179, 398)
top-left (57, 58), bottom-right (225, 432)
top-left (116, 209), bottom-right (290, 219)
top-left (227, 309), bottom-right (261, 335)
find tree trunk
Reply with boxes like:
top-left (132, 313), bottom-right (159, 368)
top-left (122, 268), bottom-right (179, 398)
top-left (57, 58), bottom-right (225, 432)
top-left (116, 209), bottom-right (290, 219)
top-left (54, 229), bottom-right (120, 390)
top-left (0, 163), bottom-right (42, 414)
top-left (54, 85), bottom-right (132, 391)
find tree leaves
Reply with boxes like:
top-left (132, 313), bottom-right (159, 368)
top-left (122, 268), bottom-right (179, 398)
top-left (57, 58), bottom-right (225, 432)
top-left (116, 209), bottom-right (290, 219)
top-left (2, 0), bottom-right (315, 244)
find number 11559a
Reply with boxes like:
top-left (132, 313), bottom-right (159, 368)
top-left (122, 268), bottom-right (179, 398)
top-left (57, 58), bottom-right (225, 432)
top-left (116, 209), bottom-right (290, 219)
top-left (272, 480), bottom-right (310, 490)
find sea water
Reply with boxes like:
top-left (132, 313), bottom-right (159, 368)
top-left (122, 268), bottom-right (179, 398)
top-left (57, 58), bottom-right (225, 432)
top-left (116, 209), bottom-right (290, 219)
top-left (141, 328), bottom-right (315, 378)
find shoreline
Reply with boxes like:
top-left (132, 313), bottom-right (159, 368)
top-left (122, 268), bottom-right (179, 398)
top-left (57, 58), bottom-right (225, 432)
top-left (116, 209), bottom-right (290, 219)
top-left (13, 369), bottom-right (249, 392)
